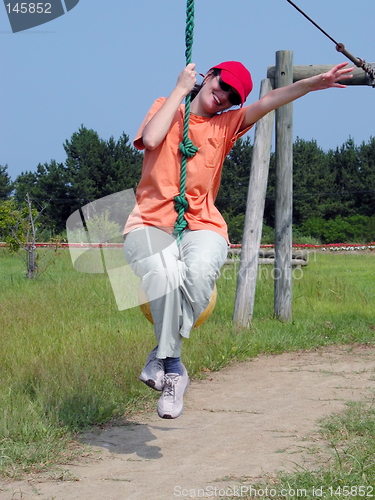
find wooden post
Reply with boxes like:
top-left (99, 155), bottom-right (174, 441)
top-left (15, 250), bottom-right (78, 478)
top-left (232, 57), bottom-right (373, 325)
top-left (274, 50), bottom-right (293, 321)
top-left (233, 79), bottom-right (275, 328)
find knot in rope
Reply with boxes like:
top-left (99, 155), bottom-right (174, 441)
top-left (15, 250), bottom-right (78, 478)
top-left (179, 138), bottom-right (198, 158)
top-left (174, 195), bottom-right (189, 214)
top-left (173, 195), bottom-right (189, 236)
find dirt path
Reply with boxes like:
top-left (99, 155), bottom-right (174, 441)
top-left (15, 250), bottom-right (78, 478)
top-left (1, 344), bottom-right (375, 500)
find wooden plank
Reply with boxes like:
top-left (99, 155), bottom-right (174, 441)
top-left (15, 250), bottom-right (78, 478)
top-left (259, 258), bottom-right (308, 266)
top-left (233, 78), bottom-right (275, 328)
top-left (226, 258), bottom-right (308, 266)
top-left (274, 51), bottom-right (293, 322)
top-left (228, 248), bottom-right (309, 259)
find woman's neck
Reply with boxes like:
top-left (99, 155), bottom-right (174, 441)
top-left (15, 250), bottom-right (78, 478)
top-left (190, 96), bottom-right (216, 117)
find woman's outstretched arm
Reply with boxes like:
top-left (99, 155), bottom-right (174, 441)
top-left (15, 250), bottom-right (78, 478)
top-left (239, 62), bottom-right (353, 132)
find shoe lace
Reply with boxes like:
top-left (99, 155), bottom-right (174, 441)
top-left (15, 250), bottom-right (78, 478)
top-left (156, 358), bottom-right (165, 371)
top-left (145, 355), bottom-right (164, 373)
top-left (162, 374), bottom-right (178, 399)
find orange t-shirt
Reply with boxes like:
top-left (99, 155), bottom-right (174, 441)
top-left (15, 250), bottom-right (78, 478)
top-left (124, 97), bottom-right (253, 243)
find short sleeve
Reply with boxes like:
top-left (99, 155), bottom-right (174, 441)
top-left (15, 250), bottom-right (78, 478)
top-left (221, 107), bottom-right (255, 158)
top-left (133, 97), bottom-right (167, 150)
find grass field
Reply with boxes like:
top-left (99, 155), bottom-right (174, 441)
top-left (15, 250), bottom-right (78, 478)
top-left (0, 247), bottom-right (374, 480)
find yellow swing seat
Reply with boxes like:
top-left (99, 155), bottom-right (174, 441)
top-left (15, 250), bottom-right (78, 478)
top-left (138, 283), bottom-right (217, 328)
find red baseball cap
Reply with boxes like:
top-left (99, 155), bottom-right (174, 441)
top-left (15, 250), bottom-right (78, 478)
top-left (210, 61), bottom-right (253, 107)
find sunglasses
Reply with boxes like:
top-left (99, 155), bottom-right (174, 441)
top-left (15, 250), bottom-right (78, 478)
top-left (218, 76), bottom-right (242, 106)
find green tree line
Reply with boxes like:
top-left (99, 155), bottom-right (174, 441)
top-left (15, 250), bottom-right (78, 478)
top-left (0, 126), bottom-right (143, 236)
top-left (216, 136), bottom-right (375, 243)
top-left (1, 127), bottom-right (375, 244)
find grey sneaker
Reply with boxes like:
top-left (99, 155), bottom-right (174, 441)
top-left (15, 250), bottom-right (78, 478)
top-left (157, 363), bottom-right (190, 419)
top-left (139, 347), bottom-right (165, 391)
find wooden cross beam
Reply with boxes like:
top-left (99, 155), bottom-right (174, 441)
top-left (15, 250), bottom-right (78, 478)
top-left (267, 64), bottom-right (375, 87)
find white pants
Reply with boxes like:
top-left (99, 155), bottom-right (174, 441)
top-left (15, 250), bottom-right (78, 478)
top-left (124, 227), bottom-right (228, 358)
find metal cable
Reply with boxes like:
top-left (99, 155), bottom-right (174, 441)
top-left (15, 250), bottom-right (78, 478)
top-left (286, 0), bottom-right (375, 85)
top-left (286, 0), bottom-right (339, 46)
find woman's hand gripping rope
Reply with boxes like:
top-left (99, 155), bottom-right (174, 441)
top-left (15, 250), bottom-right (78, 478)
top-left (176, 63), bottom-right (197, 97)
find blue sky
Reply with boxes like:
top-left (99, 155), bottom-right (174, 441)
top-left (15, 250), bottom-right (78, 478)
top-left (1, 0), bottom-right (374, 181)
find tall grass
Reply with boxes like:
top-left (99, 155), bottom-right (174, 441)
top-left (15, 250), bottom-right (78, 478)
top-left (0, 248), bottom-right (374, 477)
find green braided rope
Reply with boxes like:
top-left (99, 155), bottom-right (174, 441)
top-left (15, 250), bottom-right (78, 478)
top-left (173, 0), bottom-right (198, 244)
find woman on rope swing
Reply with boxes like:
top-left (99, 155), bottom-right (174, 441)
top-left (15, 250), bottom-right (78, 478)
top-left (123, 59), bottom-right (352, 419)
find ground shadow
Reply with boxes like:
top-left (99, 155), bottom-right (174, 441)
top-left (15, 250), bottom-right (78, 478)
top-left (80, 423), bottom-right (180, 460)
